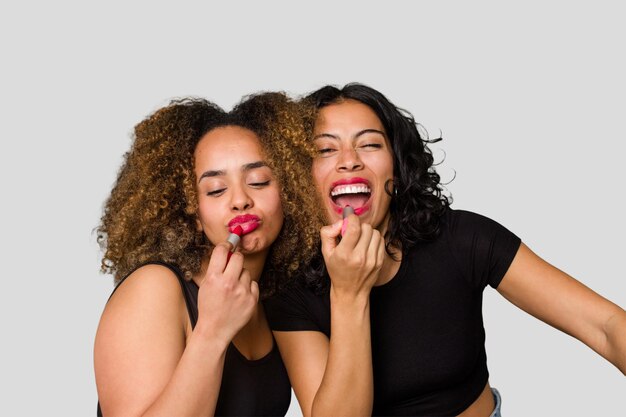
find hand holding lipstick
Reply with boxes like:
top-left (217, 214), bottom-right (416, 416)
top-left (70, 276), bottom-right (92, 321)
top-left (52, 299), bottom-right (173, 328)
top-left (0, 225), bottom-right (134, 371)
top-left (320, 207), bottom-right (385, 300)
top-left (195, 231), bottom-right (259, 345)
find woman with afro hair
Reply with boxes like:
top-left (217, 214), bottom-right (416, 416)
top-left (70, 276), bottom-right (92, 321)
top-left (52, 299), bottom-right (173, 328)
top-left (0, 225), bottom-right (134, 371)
top-left (94, 92), bottom-right (324, 417)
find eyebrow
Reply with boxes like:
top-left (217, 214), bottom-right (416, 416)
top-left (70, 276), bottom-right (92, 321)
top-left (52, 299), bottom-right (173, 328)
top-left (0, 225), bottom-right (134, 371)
top-left (313, 128), bottom-right (387, 141)
top-left (198, 160), bottom-right (268, 184)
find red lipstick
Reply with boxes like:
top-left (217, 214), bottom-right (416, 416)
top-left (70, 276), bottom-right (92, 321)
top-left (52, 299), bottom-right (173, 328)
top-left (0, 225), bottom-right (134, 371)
top-left (228, 214), bottom-right (260, 235)
top-left (330, 177), bottom-right (372, 216)
top-left (334, 204), bottom-right (370, 215)
top-left (226, 225), bottom-right (244, 262)
top-left (330, 177), bottom-right (370, 188)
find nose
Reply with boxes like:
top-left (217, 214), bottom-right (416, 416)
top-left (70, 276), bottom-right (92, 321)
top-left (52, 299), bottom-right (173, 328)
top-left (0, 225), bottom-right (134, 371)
top-left (230, 184), bottom-right (253, 211)
top-left (336, 146), bottom-right (363, 172)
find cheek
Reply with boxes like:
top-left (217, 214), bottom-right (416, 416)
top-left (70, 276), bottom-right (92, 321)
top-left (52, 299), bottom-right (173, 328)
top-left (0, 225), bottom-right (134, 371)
top-left (384, 152), bottom-right (395, 177)
top-left (267, 196), bottom-right (285, 238)
top-left (197, 201), bottom-right (209, 224)
top-left (312, 159), bottom-right (330, 190)
top-left (272, 200), bottom-right (284, 222)
top-left (363, 152), bottom-right (394, 177)
top-left (197, 199), bottom-right (221, 230)
top-left (266, 190), bottom-right (284, 219)
top-left (274, 212), bottom-right (285, 233)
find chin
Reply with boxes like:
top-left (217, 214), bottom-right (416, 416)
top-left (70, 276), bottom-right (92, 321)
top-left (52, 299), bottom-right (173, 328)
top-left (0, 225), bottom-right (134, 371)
top-left (244, 237), bottom-right (276, 255)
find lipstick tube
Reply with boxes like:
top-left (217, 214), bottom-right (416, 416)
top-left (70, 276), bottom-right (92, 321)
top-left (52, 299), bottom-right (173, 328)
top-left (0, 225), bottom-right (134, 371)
top-left (226, 225), bottom-right (243, 262)
top-left (341, 206), bottom-right (354, 236)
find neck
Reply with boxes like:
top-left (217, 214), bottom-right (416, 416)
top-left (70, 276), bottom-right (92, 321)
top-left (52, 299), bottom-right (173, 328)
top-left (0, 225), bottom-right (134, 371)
top-left (242, 250), bottom-right (269, 282)
top-left (376, 210), bottom-right (391, 238)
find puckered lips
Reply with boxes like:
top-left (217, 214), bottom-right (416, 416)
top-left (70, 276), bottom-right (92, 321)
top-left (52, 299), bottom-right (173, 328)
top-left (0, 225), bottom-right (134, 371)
top-left (329, 177), bottom-right (372, 215)
top-left (228, 214), bottom-right (260, 235)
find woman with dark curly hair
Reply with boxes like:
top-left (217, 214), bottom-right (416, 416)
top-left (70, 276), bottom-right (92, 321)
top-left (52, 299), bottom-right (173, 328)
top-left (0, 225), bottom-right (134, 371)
top-left (264, 83), bottom-right (626, 417)
top-left (94, 92), bottom-right (324, 417)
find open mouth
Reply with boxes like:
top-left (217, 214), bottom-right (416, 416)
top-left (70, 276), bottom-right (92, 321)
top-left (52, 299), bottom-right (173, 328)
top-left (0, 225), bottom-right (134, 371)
top-left (329, 179), bottom-right (372, 215)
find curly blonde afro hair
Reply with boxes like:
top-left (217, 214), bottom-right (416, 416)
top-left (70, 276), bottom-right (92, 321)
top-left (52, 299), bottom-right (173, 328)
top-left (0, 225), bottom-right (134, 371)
top-left (97, 92), bottom-right (324, 297)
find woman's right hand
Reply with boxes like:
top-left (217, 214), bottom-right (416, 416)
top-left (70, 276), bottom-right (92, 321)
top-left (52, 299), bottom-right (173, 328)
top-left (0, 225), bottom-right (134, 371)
top-left (195, 243), bottom-right (259, 345)
top-left (320, 213), bottom-right (385, 299)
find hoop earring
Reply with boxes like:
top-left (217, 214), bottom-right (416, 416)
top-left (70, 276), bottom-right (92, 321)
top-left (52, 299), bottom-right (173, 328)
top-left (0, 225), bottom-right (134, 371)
top-left (384, 178), bottom-right (399, 197)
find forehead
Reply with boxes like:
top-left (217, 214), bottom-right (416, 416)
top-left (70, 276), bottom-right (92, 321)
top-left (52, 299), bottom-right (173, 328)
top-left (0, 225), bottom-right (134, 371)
top-left (194, 126), bottom-right (264, 169)
top-left (315, 99), bottom-right (384, 133)
top-left (197, 125), bottom-right (261, 150)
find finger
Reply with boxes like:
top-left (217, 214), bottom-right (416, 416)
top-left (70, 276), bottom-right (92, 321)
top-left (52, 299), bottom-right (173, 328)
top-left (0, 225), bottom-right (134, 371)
top-left (336, 214), bottom-right (362, 249)
top-left (370, 230), bottom-right (386, 272)
top-left (239, 268), bottom-right (252, 288)
top-left (250, 281), bottom-right (260, 302)
top-left (320, 220), bottom-right (343, 255)
top-left (206, 243), bottom-right (232, 274)
top-left (366, 229), bottom-right (382, 265)
top-left (376, 231), bottom-right (386, 267)
top-left (353, 222), bottom-right (374, 256)
top-left (223, 251), bottom-right (244, 277)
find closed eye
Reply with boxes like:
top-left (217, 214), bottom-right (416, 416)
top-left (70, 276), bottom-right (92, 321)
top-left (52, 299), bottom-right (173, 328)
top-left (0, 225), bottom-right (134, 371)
top-left (360, 143), bottom-right (382, 149)
top-left (206, 188), bottom-right (226, 196)
top-left (249, 180), bottom-right (270, 188)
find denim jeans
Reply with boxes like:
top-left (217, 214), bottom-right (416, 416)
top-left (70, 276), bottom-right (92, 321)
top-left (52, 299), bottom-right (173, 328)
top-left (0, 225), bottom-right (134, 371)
top-left (488, 388), bottom-right (502, 417)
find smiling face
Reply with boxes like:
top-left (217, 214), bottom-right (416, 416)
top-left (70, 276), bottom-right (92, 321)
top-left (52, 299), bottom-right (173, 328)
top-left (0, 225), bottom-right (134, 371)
top-left (194, 126), bottom-right (283, 255)
top-left (312, 99), bottom-right (395, 233)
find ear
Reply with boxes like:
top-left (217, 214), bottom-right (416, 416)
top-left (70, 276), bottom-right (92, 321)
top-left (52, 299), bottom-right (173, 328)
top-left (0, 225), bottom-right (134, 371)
top-left (195, 216), bottom-right (203, 232)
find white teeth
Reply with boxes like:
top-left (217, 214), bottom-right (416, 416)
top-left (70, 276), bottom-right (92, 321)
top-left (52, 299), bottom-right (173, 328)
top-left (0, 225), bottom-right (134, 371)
top-left (331, 184), bottom-right (371, 196)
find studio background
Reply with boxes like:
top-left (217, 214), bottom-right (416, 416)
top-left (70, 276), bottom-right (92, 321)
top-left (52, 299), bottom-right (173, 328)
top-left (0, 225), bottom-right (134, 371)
top-left (1, 1), bottom-right (624, 416)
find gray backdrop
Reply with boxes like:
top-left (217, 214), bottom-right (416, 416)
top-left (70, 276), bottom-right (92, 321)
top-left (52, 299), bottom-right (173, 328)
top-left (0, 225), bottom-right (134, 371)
top-left (1, 1), bottom-right (624, 416)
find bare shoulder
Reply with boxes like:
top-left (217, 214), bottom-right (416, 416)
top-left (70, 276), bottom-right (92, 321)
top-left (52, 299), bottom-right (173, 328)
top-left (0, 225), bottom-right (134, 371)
top-left (96, 264), bottom-right (188, 344)
top-left (96, 263), bottom-right (188, 346)
top-left (95, 264), bottom-right (189, 415)
top-left (107, 263), bottom-right (183, 305)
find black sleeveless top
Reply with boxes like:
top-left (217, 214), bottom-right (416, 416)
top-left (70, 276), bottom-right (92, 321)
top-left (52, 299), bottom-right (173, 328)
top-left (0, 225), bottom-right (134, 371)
top-left (97, 262), bottom-right (291, 417)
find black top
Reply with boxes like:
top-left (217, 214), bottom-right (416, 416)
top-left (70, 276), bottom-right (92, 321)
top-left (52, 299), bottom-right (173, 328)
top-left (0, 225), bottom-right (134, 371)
top-left (264, 209), bottom-right (521, 416)
top-left (97, 262), bottom-right (291, 417)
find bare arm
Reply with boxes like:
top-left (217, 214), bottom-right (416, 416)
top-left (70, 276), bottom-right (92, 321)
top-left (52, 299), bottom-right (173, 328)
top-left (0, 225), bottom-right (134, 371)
top-left (273, 331), bottom-right (329, 417)
top-left (94, 264), bottom-right (227, 417)
top-left (275, 216), bottom-right (384, 417)
top-left (497, 243), bottom-right (626, 374)
top-left (94, 245), bottom-right (258, 417)
top-left (273, 296), bottom-right (373, 417)
top-left (312, 290), bottom-right (373, 417)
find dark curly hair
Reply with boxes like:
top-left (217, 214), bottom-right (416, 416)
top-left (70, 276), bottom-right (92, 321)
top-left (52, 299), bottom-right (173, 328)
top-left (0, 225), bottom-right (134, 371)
top-left (301, 83), bottom-right (450, 292)
top-left (97, 92), bottom-right (324, 298)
